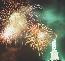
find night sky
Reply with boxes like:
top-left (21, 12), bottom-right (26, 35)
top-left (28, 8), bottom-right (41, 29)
top-left (0, 0), bottom-right (65, 61)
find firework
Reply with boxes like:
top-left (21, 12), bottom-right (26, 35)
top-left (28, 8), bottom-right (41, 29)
top-left (0, 0), bottom-right (55, 56)
top-left (0, 11), bottom-right (27, 47)
top-left (25, 23), bottom-right (53, 56)
top-left (0, 2), bottom-right (29, 46)
top-left (0, 0), bottom-right (44, 48)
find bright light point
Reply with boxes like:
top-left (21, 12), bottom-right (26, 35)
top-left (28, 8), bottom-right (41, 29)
top-left (38, 32), bottom-right (45, 38)
top-left (3, 26), bottom-right (15, 39)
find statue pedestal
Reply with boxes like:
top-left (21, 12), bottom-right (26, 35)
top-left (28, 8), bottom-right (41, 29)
top-left (50, 49), bottom-right (59, 61)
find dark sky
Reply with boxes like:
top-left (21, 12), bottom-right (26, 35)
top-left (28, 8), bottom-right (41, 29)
top-left (0, 0), bottom-right (65, 61)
